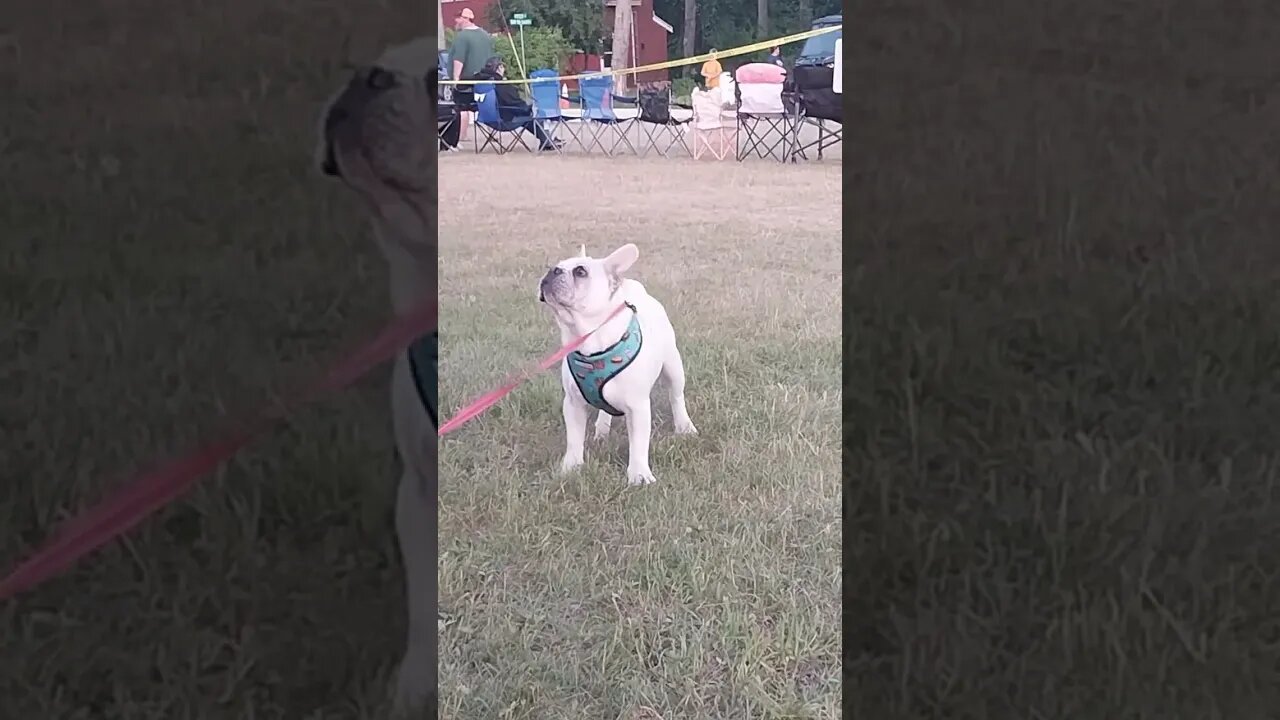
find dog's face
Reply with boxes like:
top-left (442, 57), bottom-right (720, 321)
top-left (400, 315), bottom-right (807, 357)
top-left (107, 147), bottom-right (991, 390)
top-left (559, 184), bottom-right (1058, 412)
top-left (317, 38), bottom-right (436, 269)
top-left (539, 244), bottom-right (639, 316)
top-left (319, 63), bottom-right (434, 191)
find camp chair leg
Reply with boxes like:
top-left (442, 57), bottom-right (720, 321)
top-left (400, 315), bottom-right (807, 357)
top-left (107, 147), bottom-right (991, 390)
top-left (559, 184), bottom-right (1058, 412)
top-left (737, 114), bottom-right (794, 162)
top-left (609, 121), bottom-right (637, 155)
top-left (671, 124), bottom-right (691, 156)
top-left (638, 122), bottom-right (659, 157)
top-left (584, 121), bottom-right (612, 156)
top-left (693, 126), bottom-right (734, 161)
top-left (510, 127), bottom-right (536, 153)
top-left (786, 116), bottom-right (842, 161)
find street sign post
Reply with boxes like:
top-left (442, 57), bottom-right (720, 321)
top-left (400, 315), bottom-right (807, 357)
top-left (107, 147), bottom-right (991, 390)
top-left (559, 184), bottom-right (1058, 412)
top-left (509, 14), bottom-right (532, 77)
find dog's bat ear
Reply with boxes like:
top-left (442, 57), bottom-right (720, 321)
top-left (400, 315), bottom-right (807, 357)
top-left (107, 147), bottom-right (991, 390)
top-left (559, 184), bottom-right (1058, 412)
top-left (603, 243), bottom-right (639, 274)
top-left (578, 244), bottom-right (587, 258)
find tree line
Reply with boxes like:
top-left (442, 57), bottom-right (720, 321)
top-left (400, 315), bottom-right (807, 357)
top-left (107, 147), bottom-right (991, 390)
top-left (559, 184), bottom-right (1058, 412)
top-left (480, 0), bottom-right (840, 89)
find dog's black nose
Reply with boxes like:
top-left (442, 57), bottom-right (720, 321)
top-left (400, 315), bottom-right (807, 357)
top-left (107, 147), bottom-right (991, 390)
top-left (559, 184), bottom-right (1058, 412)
top-left (538, 270), bottom-right (553, 302)
top-left (320, 143), bottom-right (340, 177)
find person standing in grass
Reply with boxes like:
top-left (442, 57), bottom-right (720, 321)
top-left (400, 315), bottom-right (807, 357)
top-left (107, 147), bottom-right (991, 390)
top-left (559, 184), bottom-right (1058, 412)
top-left (700, 49), bottom-right (722, 90)
top-left (768, 45), bottom-right (785, 67)
top-left (449, 8), bottom-right (493, 140)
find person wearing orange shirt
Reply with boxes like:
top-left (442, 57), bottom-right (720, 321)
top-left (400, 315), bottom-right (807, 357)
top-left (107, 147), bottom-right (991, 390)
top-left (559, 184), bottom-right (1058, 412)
top-left (700, 49), bottom-right (722, 90)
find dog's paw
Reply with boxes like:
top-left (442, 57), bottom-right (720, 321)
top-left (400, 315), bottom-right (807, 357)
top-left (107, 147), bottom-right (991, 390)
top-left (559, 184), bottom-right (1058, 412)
top-left (673, 417), bottom-right (699, 436)
top-left (626, 468), bottom-right (657, 486)
top-left (559, 455), bottom-right (584, 474)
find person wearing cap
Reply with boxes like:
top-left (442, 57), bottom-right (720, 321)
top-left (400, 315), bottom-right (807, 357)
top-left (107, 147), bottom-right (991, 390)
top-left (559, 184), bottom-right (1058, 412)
top-left (450, 8), bottom-right (493, 81)
top-left (450, 8), bottom-right (493, 140)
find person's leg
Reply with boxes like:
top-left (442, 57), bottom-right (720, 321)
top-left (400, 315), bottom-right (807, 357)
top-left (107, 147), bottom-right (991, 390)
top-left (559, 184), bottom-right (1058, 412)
top-left (518, 118), bottom-right (555, 149)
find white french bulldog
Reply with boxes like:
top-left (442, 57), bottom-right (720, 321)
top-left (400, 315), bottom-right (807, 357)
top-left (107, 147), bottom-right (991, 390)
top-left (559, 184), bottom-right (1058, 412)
top-left (538, 244), bottom-right (698, 485)
top-left (318, 38), bottom-right (435, 717)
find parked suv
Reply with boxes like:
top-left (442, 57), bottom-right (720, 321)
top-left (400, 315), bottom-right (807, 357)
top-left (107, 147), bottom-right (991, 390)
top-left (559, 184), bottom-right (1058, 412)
top-left (795, 14), bottom-right (842, 68)
top-left (783, 14), bottom-right (842, 122)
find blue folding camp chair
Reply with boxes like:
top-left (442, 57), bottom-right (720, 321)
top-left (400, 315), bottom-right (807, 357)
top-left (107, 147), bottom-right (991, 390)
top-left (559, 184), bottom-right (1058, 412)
top-left (472, 81), bottom-right (535, 154)
top-left (578, 75), bottom-right (637, 156)
top-left (528, 69), bottom-right (581, 154)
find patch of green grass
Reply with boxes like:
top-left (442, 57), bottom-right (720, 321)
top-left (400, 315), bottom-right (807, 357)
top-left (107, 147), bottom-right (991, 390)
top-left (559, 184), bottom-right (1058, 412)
top-left (438, 156), bottom-right (842, 719)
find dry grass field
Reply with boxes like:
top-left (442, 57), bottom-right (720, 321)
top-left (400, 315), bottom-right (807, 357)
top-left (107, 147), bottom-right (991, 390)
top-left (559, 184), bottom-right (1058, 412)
top-left (437, 154), bottom-right (843, 718)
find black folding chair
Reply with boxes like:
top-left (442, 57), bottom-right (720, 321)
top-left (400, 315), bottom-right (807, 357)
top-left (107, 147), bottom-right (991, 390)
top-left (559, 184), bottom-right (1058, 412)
top-left (438, 101), bottom-right (459, 151)
top-left (636, 83), bottom-right (691, 158)
top-left (782, 66), bottom-right (843, 162)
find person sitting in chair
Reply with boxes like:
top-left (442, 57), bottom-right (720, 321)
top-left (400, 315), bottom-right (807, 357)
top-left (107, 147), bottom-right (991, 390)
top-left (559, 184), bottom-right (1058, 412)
top-left (471, 57), bottom-right (560, 151)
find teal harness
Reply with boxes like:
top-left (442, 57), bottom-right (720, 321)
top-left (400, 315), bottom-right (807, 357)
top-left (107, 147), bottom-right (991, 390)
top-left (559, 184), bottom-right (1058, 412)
top-left (408, 332), bottom-right (438, 427)
top-left (566, 307), bottom-right (642, 417)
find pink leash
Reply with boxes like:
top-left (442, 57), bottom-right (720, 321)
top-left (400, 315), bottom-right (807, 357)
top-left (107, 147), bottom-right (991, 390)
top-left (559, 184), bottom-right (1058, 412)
top-left (438, 301), bottom-right (628, 435)
top-left (0, 300), bottom-right (625, 601)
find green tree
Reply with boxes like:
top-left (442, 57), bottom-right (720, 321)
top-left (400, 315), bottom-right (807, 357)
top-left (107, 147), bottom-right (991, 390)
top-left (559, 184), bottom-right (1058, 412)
top-left (444, 26), bottom-right (574, 79)
top-left (495, 26), bottom-right (575, 77)
top-left (485, 0), bottom-right (607, 54)
top-left (653, 0), bottom-right (841, 66)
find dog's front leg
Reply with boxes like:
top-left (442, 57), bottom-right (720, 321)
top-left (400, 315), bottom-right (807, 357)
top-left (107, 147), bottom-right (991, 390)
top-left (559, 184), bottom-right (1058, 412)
top-left (560, 393), bottom-right (590, 473)
top-left (624, 398), bottom-right (656, 485)
top-left (593, 411), bottom-right (612, 439)
top-left (392, 470), bottom-right (435, 717)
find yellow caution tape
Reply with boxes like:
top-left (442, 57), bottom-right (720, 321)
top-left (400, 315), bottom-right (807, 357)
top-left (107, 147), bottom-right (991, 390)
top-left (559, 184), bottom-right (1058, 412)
top-left (440, 24), bottom-right (841, 85)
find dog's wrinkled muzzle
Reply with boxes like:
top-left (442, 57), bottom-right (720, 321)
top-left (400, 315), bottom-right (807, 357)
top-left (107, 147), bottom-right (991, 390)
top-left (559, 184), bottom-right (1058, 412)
top-left (319, 67), bottom-right (404, 179)
top-left (319, 103), bottom-right (349, 178)
top-left (538, 268), bottom-right (561, 303)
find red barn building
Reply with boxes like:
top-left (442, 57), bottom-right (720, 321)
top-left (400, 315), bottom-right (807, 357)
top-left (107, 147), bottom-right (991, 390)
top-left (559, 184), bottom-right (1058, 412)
top-left (441, 0), bottom-right (672, 84)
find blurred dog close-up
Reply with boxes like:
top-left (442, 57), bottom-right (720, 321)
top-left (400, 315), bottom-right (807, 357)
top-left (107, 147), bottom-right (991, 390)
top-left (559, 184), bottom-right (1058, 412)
top-left (317, 37), bottom-right (437, 717)
top-left (2, 1), bottom-right (437, 716)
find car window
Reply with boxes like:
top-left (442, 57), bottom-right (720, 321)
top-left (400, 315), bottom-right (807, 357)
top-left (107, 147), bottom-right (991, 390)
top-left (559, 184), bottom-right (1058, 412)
top-left (798, 27), bottom-right (841, 64)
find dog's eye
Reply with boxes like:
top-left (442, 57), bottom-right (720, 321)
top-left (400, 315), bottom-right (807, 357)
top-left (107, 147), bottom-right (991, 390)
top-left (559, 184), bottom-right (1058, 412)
top-left (367, 67), bottom-right (396, 90)
top-left (572, 266), bottom-right (587, 278)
